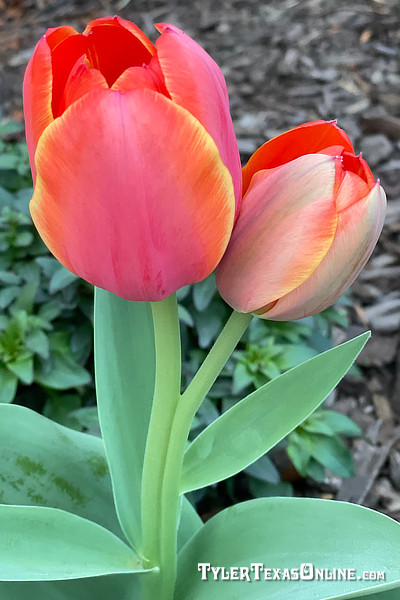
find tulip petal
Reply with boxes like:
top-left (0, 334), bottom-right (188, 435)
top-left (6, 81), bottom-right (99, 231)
top-left (263, 183), bottom-right (386, 320)
top-left (216, 154), bottom-right (339, 313)
top-left (112, 57), bottom-right (168, 96)
top-left (50, 33), bottom-right (88, 117)
top-left (23, 37), bottom-right (54, 183)
top-left (84, 24), bottom-right (154, 87)
top-left (155, 23), bottom-right (242, 213)
top-left (83, 16), bottom-right (156, 56)
top-left (242, 120), bottom-right (355, 195)
top-left (45, 26), bottom-right (79, 50)
top-left (31, 88), bottom-right (235, 301)
top-left (59, 56), bottom-right (108, 114)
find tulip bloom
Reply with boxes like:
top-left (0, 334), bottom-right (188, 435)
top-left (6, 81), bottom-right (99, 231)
top-left (24, 17), bottom-right (242, 301)
top-left (216, 121), bottom-right (386, 320)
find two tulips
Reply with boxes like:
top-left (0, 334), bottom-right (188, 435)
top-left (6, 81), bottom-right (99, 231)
top-left (24, 17), bottom-right (386, 320)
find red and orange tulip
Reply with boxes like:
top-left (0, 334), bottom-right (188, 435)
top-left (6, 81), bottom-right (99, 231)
top-left (24, 17), bottom-right (241, 301)
top-left (216, 121), bottom-right (386, 320)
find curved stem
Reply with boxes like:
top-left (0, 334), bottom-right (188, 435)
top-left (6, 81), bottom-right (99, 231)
top-left (181, 310), bottom-right (253, 417)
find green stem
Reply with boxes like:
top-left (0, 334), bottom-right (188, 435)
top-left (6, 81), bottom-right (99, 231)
top-left (181, 310), bottom-right (253, 417)
top-left (141, 308), bottom-right (252, 600)
top-left (141, 294), bottom-right (181, 598)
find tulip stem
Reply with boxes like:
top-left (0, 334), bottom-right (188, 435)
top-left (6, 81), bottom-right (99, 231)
top-left (141, 294), bottom-right (181, 599)
top-left (141, 308), bottom-right (252, 600)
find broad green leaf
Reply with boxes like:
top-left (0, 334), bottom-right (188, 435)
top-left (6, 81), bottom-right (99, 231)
top-left (0, 404), bottom-right (199, 551)
top-left (0, 506), bottom-right (148, 580)
top-left (0, 574), bottom-right (141, 600)
top-left (0, 404), bottom-right (122, 537)
top-left (181, 333), bottom-right (369, 493)
top-left (94, 288), bottom-right (155, 552)
top-left (176, 497), bottom-right (400, 600)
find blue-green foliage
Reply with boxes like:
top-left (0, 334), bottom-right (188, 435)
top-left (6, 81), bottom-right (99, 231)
top-left (0, 120), bottom-right (361, 502)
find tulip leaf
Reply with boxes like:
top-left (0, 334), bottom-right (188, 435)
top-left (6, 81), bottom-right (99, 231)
top-left (0, 575), bottom-right (141, 600)
top-left (181, 332), bottom-right (369, 493)
top-left (94, 288), bottom-right (156, 552)
top-left (0, 505), bottom-right (150, 581)
top-left (0, 403), bottom-right (122, 537)
top-left (0, 403), bottom-right (199, 554)
top-left (176, 497), bottom-right (400, 600)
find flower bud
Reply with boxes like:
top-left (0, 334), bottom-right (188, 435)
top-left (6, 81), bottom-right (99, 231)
top-left (216, 121), bottom-right (386, 320)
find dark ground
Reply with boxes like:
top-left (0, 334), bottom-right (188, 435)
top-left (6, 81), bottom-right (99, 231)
top-left (1, 0), bottom-right (400, 518)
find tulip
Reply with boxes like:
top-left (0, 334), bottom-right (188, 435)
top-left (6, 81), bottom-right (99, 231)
top-left (24, 17), bottom-right (241, 301)
top-left (216, 121), bottom-right (386, 320)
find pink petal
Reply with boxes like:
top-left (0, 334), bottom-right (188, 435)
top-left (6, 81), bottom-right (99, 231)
top-left (155, 23), bottom-right (242, 214)
top-left (30, 88), bottom-right (235, 301)
top-left (263, 183), bottom-right (386, 320)
top-left (216, 154), bottom-right (339, 312)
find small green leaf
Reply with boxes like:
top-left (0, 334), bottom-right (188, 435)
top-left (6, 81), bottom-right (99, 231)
top-left (0, 270), bottom-right (20, 285)
top-left (176, 498), bottom-right (400, 600)
top-left (0, 506), bottom-right (149, 581)
top-left (318, 410), bottom-right (362, 437)
top-left (178, 304), bottom-right (194, 327)
top-left (7, 355), bottom-right (34, 385)
top-left (193, 274), bottom-right (216, 311)
top-left (14, 231), bottom-right (33, 247)
top-left (305, 457), bottom-right (326, 482)
top-left (245, 455), bottom-right (280, 484)
top-left (0, 364), bottom-right (18, 402)
top-left (12, 280), bottom-right (39, 312)
top-left (309, 434), bottom-right (355, 478)
top-left (36, 350), bottom-right (91, 389)
top-left (232, 361), bottom-right (253, 394)
top-left (181, 333), bottom-right (369, 493)
top-left (0, 286), bottom-right (20, 308)
top-left (49, 266), bottom-right (78, 293)
top-left (25, 329), bottom-right (50, 359)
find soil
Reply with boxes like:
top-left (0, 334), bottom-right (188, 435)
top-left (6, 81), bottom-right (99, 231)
top-left (1, 0), bottom-right (400, 518)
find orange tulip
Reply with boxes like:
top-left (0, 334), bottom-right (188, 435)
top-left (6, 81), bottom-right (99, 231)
top-left (216, 121), bottom-right (386, 320)
top-left (24, 18), bottom-right (241, 301)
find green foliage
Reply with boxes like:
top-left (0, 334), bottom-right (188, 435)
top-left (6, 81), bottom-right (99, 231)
top-left (1, 121), bottom-right (362, 508)
top-left (287, 409), bottom-right (362, 481)
top-left (176, 498), bottom-right (400, 599)
top-left (181, 333), bottom-right (368, 493)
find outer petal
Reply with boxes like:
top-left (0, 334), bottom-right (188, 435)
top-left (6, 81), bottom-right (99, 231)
top-left (242, 120), bottom-right (355, 195)
top-left (23, 37), bottom-right (54, 183)
top-left (216, 154), bottom-right (339, 313)
top-left (30, 88), bottom-right (235, 301)
top-left (262, 183), bottom-right (386, 320)
top-left (155, 23), bottom-right (242, 214)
